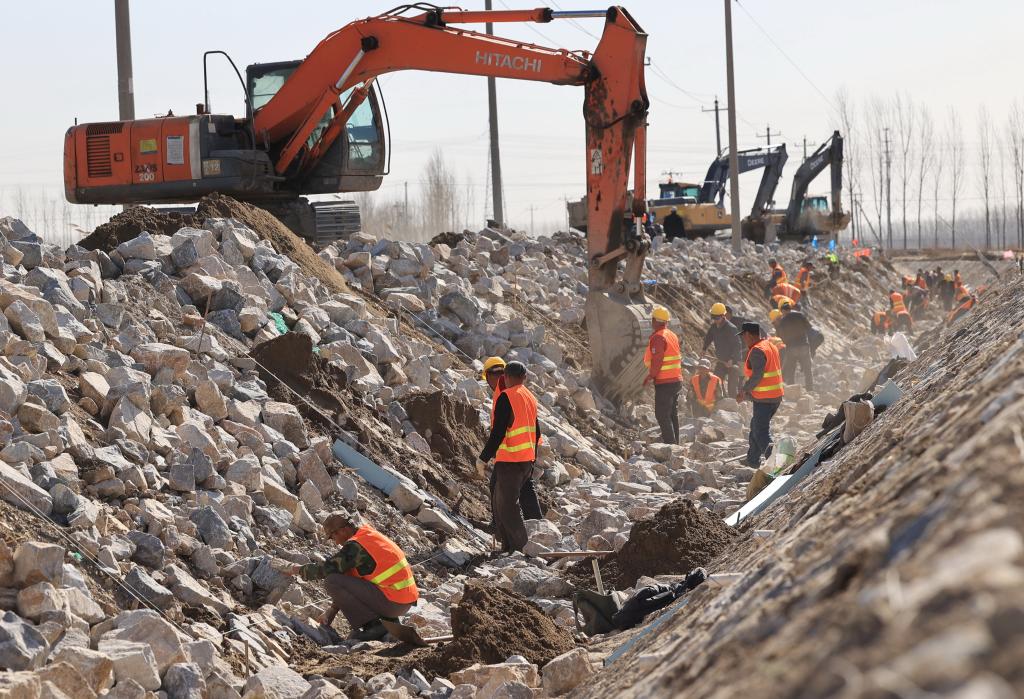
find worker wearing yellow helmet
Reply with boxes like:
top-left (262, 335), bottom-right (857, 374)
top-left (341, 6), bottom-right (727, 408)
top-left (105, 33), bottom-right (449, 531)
top-left (702, 301), bottom-right (742, 398)
top-left (644, 306), bottom-right (684, 444)
top-left (479, 356), bottom-right (542, 521)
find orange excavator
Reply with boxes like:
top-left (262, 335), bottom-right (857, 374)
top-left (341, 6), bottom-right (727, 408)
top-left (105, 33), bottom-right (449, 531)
top-left (63, 5), bottom-right (652, 403)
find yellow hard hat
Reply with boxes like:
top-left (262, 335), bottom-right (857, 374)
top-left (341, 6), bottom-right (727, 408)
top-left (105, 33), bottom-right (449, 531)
top-left (480, 356), bottom-right (506, 380)
top-left (768, 309), bottom-right (782, 322)
top-left (710, 302), bottom-right (727, 317)
top-left (652, 306), bottom-right (671, 322)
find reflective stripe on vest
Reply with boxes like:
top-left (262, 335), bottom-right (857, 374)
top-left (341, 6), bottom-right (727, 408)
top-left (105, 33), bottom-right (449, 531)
top-left (496, 384), bottom-right (538, 462)
top-left (744, 339), bottom-right (784, 400)
top-left (691, 374), bottom-right (720, 409)
top-left (349, 525), bottom-right (419, 604)
top-left (643, 328), bottom-right (684, 382)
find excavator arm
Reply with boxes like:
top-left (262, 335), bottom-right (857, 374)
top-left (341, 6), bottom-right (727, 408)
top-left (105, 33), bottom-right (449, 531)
top-left (254, 5), bottom-right (651, 401)
top-left (698, 146), bottom-right (784, 206)
top-left (747, 144), bottom-right (788, 218)
top-left (784, 130), bottom-right (844, 231)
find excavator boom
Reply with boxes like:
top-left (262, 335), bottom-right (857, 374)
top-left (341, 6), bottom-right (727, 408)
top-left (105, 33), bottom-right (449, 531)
top-left (782, 130), bottom-right (848, 237)
top-left (63, 5), bottom-right (652, 403)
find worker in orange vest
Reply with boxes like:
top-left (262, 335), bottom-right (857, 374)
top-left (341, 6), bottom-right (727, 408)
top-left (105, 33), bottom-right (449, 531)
top-left (688, 359), bottom-right (723, 418)
top-left (795, 261), bottom-right (814, 308)
top-left (480, 356), bottom-right (542, 521)
top-left (771, 281), bottom-right (802, 309)
top-left (644, 305), bottom-right (684, 444)
top-left (737, 322), bottom-right (784, 468)
top-left (288, 511), bottom-right (418, 641)
top-left (871, 310), bottom-right (891, 336)
top-left (767, 309), bottom-right (788, 355)
top-left (476, 361), bottom-right (541, 553)
top-left (763, 258), bottom-right (788, 298)
top-left (947, 285), bottom-right (976, 323)
top-left (889, 289), bottom-right (913, 333)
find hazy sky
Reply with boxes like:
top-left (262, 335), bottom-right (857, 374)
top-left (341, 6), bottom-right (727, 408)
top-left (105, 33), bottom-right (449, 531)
top-left (1, 0), bottom-right (1022, 235)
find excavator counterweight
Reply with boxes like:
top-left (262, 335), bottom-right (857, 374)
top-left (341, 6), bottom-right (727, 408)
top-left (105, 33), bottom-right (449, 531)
top-left (63, 5), bottom-right (653, 404)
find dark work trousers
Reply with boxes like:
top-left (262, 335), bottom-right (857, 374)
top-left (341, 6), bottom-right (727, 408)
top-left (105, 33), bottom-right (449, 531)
top-left (489, 467), bottom-right (543, 521)
top-left (714, 360), bottom-right (741, 397)
top-left (491, 461), bottom-right (533, 552)
top-left (781, 344), bottom-right (814, 390)
top-left (746, 400), bottom-right (781, 468)
top-left (689, 400), bottom-right (713, 418)
top-left (653, 381), bottom-right (682, 444)
top-left (324, 574), bottom-right (413, 631)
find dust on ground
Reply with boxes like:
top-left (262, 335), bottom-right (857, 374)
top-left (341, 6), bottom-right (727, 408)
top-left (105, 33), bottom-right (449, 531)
top-left (419, 580), bottom-right (576, 678)
top-left (403, 391), bottom-right (483, 466)
top-left (79, 194), bottom-right (349, 294)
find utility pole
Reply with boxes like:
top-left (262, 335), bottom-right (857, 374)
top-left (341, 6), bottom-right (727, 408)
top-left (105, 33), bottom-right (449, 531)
top-left (883, 127), bottom-right (892, 248)
top-left (529, 205), bottom-right (535, 233)
top-left (724, 0), bottom-right (742, 255)
top-left (802, 136), bottom-right (807, 159)
top-left (485, 0), bottom-right (504, 227)
top-left (701, 97), bottom-right (728, 156)
top-left (403, 181), bottom-right (409, 219)
top-left (756, 123), bottom-right (781, 146)
top-left (114, 0), bottom-right (135, 121)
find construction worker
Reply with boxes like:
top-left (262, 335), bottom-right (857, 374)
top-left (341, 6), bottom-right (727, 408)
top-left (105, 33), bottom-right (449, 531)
top-left (775, 301), bottom-right (814, 391)
top-left (954, 269), bottom-right (963, 289)
top-left (795, 261), bottom-right (814, 308)
top-left (770, 281), bottom-right (802, 309)
top-left (947, 285), bottom-right (976, 323)
top-left (477, 361), bottom-right (541, 553)
top-left (764, 258), bottom-right (787, 296)
top-left (767, 309), bottom-right (788, 353)
top-left (663, 207), bottom-right (685, 241)
top-left (915, 269), bottom-right (928, 290)
top-left (701, 302), bottom-right (741, 397)
top-left (826, 251), bottom-right (840, 279)
top-left (643, 306), bottom-right (684, 444)
top-left (889, 289), bottom-right (913, 333)
top-left (871, 310), bottom-right (891, 336)
top-left (287, 511), bottom-right (418, 641)
top-left (481, 357), bottom-right (542, 521)
top-left (737, 322), bottom-right (784, 469)
top-left (939, 273), bottom-right (956, 311)
top-left (688, 359), bottom-right (723, 418)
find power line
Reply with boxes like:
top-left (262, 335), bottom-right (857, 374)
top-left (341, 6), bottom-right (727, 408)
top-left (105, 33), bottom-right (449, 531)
top-left (734, 0), bottom-right (838, 117)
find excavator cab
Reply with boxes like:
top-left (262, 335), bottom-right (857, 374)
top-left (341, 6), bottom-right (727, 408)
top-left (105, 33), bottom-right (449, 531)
top-left (246, 60), bottom-right (387, 194)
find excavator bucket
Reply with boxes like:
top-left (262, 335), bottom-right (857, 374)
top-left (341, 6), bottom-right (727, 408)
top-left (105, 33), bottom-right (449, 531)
top-left (586, 290), bottom-right (652, 406)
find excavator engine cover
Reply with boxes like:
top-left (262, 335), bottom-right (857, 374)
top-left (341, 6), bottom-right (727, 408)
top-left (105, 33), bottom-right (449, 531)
top-left (586, 291), bottom-right (651, 405)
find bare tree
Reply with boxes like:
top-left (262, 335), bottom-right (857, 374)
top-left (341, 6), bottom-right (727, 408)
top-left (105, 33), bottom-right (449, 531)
top-left (422, 148), bottom-right (459, 240)
top-left (977, 106), bottom-right (994, 248)
top-left (915, 105), bottom-right (935, 247)
top-left (1009, 101), bottom-right (1024, 248)
top-left (947, 109), bottom-right (966, 248)
top-left (836, 89), bottom-right (861, 244)
top-left (932, 141), bottom-right (945, 248)
top-left (998, 133), bottom-right (1009, 249)
top-left (893, 93), bottom-right (916, 248)
top-left (864, 97), bottom-right (891, 247)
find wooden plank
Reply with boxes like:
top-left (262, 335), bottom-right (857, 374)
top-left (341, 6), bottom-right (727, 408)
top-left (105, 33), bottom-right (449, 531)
top-left (537, 550), bottom-right (615, 560)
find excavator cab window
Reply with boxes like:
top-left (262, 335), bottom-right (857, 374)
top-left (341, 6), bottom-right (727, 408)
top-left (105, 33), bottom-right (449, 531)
top-left (803, 196), bottom-right (829, 212)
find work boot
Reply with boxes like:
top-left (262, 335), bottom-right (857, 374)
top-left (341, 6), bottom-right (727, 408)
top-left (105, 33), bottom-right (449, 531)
top-left (350, 619), bottom-right (387, 641)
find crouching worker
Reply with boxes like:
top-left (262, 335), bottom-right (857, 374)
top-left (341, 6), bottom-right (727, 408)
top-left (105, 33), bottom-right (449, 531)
top-left (288, 511), bottom-right (418, 641)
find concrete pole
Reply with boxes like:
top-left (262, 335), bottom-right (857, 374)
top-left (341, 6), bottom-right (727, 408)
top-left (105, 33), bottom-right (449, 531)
top-left (114, 0), bottom-right (135, 121)
top-left (485, 0), bottom-right (504, 227)
top-left (724, 0), bottom-right (742, 255)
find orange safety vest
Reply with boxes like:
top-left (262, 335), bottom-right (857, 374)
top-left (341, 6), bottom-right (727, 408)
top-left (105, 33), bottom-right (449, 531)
top-left (890, 292), bottom-right (907, 315)
top-left (495, 383), bottom-right (539, 462)
top-left (644, 328), bottom-right (683, 383)
top-left (349, 525), bottom-right (419, 604)
top-left (771, 266), bottom-right (788, 285)
top-left (772, 282), bottom-right (802, 303)
top-left (916, 277), bottom-right (928, 290)
top-left (744, 339), bottom-right (784, 401)
top-left (872, 311), bottom-right (890, 330)
top-left (795, 267), bottom-right (812, 291)
top-left (690, 374), bottom-right (721, 410)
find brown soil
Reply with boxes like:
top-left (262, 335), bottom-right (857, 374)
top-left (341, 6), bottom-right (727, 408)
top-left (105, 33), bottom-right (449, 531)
top-left (78, 207), bottom-right (200, 250)
top-left (610, 500), bottom-right (737, 588)
top-left (81, 194), bottom-right (349, 293)
top-left (402, 391), bottom-right (483, 465)
top-left (420, 581), bottom-right (576, 677)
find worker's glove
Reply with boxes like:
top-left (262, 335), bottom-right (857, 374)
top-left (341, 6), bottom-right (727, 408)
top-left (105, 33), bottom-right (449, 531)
top-left (474, 458), bottom-right (488, 481)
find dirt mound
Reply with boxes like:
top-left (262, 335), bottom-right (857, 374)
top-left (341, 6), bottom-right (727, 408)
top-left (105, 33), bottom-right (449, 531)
top-left (421, 581), bottom-right (575, 677)
top-left (613, 500), bottom-right (736, 587)
top-left (403, 391), bottom-right (483, 465)
top-left (430, 231), bottom-right (465, 247)
top-left (250, 332), bottom-right (349, 430)
top-left (81, 194), bottom-right (348, 293)
top-left (195, 193), bottom-right (348, 293)
top-left (78, 207), bottom-right (199, 250)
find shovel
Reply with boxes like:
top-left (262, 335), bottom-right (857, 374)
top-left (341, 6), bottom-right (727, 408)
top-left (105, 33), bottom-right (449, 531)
top-left (380, 619), bottom-right (454, 648)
